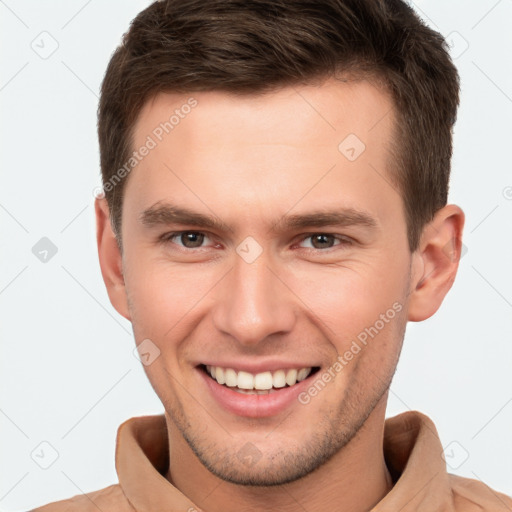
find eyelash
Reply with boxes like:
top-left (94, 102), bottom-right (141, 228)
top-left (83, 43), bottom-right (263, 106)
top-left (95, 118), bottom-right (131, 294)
top-left (159, 231), bottom-right (354, 252)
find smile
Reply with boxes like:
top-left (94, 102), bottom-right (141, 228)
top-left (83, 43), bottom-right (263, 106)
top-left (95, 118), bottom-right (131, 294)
top-left (203, 365), bottom-right (319, 394)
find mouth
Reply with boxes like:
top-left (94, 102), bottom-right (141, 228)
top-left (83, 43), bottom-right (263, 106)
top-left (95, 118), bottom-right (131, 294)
top-left (200, 364), bottom-right (321, 394)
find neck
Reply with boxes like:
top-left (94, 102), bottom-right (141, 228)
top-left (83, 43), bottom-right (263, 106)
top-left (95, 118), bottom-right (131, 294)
top-left (166, 397), bottom-right (393, 512)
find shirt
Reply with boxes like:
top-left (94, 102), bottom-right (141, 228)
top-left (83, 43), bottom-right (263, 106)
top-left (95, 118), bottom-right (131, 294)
top-left (32, 410), bottom-right (512, 511)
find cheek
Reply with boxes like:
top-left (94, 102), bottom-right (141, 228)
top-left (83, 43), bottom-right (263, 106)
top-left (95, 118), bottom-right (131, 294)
top-left (287, 257), bottom-right (409, 343)
top-left (124, 255), bottom-right (219, 346)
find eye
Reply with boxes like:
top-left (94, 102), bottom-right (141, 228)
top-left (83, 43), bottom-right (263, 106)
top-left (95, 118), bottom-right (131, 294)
top-left (298, 234), bottom-right (351, 250)
top-left (162, 231), bottom-right (213, 249)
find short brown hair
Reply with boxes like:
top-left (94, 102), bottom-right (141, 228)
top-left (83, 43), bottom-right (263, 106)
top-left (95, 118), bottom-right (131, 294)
top-left (98, 0), bottom-right (459, 252)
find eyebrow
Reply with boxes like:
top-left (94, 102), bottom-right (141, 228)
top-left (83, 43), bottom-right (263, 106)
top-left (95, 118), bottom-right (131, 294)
top-left (139, 202), bottom-right (378, 233)
top-left (140, 203), bottom-right (231, 232)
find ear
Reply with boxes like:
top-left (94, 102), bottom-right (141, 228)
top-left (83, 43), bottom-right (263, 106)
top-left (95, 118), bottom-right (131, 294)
top-left (95, 197), bottom-right (131, 321)
top-left (407, 204), bottom-right (465, 322)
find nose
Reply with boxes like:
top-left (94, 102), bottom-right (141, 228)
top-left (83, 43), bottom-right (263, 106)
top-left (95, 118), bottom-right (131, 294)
top-left (212, 250), bottom-right (297, 347)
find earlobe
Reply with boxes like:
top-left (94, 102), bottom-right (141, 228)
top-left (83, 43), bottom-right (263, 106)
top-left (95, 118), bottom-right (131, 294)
top-left (95, 197), bottom-right (131, 321)
top-left (407, 204), bottom-right (465, 322)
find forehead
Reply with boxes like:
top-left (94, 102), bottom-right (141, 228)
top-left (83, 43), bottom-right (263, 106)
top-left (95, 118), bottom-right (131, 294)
top-left (125, 79), bottom-right (399, 229)
top-left (134, 78), bottom-right (394, 151)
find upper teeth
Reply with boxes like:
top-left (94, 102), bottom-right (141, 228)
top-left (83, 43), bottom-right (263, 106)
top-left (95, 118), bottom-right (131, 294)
top-left (206, 366), bottom-right (312, 390)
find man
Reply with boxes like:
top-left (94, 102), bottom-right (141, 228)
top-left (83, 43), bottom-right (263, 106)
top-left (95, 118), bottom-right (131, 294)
top-left (34, 0), bottom-right (512, 510)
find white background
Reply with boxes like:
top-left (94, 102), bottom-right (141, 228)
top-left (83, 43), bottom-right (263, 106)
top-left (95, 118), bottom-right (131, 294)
top-left (1, 1), bottom-right (511, 510)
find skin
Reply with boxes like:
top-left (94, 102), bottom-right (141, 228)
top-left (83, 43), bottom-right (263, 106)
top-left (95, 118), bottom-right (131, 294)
top-left (95, 78), bottom-right (464, 512)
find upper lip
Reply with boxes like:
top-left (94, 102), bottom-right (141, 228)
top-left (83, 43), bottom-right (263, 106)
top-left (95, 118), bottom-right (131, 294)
top-left (198, 360), bottom-right (319, 374)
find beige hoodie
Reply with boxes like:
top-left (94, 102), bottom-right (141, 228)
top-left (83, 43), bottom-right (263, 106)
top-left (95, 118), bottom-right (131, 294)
top-left (32, 410), bottom-right (512, 512)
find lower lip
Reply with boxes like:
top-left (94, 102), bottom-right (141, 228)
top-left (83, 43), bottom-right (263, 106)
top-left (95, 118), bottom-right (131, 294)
top-left (199, 368), bottom-right (315, 418)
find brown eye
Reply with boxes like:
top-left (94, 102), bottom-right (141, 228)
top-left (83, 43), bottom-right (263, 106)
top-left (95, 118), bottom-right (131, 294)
top-left (309, 234), bottom-right (336, 249)
top-left (301, 233), bottom-right (341, 249)
top-left (179, 232), bottom-right (205, 248)
top-left (296, 233), bottom-right (353, 252)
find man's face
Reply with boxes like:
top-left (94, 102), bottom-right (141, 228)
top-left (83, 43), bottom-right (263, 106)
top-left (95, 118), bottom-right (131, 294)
top-left (119, 79), bottom-right (414, 485)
